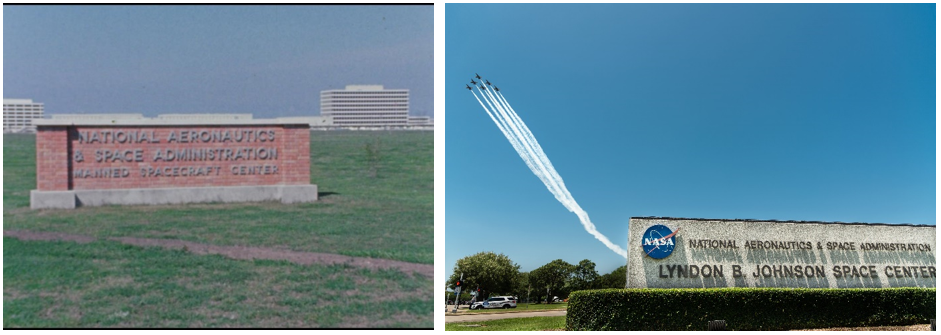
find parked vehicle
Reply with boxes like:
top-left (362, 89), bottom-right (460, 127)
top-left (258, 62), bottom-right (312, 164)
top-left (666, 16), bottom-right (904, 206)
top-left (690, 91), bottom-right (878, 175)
top-left (469, 301), bottom-right (484, 310)
top-left (482, 296), bottom-right (518, 309)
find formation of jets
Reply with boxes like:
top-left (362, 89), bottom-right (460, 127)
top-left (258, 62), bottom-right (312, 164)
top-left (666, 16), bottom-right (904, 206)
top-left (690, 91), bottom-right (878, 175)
top-left (465, 73), bottom-right (502, 92)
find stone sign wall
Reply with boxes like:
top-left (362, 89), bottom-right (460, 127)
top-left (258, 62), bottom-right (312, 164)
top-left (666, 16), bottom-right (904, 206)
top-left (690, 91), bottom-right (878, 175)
top-left (30, 119), bottom-right (317, 209)
top-left (627, 217), bottom-right (936, 289)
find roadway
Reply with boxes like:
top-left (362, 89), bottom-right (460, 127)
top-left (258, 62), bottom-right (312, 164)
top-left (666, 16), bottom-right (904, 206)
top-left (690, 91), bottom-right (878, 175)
top-left (444, 305), bottom-right (567, 323)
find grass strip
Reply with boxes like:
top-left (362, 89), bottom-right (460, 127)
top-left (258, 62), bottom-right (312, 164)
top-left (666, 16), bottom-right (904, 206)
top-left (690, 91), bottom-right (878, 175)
top-left (445, 316), bottom-right (566, 331)
top-left (4, 237), bottom-right (433, 328)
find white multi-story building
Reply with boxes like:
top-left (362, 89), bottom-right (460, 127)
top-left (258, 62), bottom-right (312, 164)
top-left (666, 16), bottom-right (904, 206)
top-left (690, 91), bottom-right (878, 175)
top-left (3, 99), bottom-right (45, 133)
top-left (320, 85), bottom-right (410, 128)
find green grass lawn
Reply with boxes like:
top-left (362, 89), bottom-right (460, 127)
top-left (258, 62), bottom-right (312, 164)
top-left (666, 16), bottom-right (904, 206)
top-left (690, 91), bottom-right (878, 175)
top-left (3, 131), bottom-right (433, 264)
top-left (4, 237), bottom-right (431, 328)
top-left (445, 316), bottom-right (566, 331)
top-left (3, 131), bottom-right (433, 327)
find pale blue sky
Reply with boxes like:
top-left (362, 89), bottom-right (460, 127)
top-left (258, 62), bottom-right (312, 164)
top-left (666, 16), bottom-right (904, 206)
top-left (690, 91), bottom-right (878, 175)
top-left (446, 3), bottom-right (935, 277)
top-left (3, 5), bottom-right (433, 118)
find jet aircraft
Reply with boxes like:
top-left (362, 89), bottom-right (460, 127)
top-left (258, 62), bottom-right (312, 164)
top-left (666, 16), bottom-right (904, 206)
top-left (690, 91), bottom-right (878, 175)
top-left (485, 80), bottom-right (492, 86)
top-left (494, 86), bottom-right (500, 92)
top-left (479, 85), bottom-right (486, 90)
top-left (475, 73), bottom-right (482, 80)
top-left (466, 84), bottom-right (473, 90)
top-left (470, 79), bottom-right (477, 85)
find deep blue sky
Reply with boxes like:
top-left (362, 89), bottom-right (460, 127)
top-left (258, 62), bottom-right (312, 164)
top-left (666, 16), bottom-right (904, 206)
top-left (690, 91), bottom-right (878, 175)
top-left (3, 5), bottom-right (433, 118)
top-left (446, 4), bottom-right (935, 277)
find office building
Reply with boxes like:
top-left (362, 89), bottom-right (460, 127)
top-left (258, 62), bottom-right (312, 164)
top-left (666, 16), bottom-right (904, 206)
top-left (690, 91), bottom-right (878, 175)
top-left (3, 99), bottom-right (45, 133)
top-left (320, 85), bottom-right (409, 128)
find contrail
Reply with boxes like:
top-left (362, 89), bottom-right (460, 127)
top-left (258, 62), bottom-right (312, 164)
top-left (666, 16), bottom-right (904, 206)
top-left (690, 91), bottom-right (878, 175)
top-left (481, 87), bottom-right (567, 198)
top-left (472, 90), bottom-right (564, 199)
top-left (468, 79), bottom-right (628, 258)
top-left (472, 91), bottom-right (540, 179)
top-left (493, 91), bottom-right (570, 199)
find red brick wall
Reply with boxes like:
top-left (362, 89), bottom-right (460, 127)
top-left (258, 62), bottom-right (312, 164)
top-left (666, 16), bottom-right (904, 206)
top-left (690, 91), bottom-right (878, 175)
top-left (35, 125), bottom-right (311, 191)
top-left (280, 125), bottom-right (312, 185)
top-left (36, 126), bottom-right (71, 191)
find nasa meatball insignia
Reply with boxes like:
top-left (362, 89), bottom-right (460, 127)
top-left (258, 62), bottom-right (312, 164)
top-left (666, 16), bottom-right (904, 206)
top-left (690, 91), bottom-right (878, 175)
top-left (642, 225), bottom-right (678, 259)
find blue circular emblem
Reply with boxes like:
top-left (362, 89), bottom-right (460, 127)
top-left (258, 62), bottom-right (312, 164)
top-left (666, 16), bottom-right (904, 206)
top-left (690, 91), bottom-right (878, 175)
top-left (642, 225), bottom-right (677, 259)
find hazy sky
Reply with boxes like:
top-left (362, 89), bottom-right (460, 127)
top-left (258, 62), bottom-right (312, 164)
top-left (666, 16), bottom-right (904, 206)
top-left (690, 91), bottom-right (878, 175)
top-left (3, 5), bottom-right (433, 118)
top-left (446, 3), bottom-right (935, 276)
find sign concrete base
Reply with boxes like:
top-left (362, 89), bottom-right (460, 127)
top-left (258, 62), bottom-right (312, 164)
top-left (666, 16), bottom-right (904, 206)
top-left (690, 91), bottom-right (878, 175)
top-left (30, 190), bottom-right (77, 209)
top-left (30, 184), bottom-right (318, 209)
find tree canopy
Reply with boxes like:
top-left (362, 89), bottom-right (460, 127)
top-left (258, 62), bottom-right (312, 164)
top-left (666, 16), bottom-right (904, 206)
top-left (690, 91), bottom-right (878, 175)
top-left (596, 265), bottom-right (627, 289)
top-left (448, 253), bottom-right (627, 303)
top-left (529, 259), bottom-right (573, 303)
top-left (447, 251), bottom-right (521, 299)
top-left (569, 259), bottom-right (600, 292)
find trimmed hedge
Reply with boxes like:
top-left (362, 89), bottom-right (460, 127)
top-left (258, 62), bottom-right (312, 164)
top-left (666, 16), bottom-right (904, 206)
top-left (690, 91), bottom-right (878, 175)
top-left (566, 287), bottom-right (935, 331)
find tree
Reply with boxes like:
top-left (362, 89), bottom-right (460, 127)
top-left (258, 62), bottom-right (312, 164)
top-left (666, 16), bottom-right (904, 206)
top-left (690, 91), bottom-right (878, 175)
top-left (447, 252), bottom-right (521, 300)
top-left (530, 259), bottom-right (574, 303)
top-left (568, 259), bottom-right (600, 292)
top-left (514, 271), bottom-right (532, 303)
top-left (596, 265), bottom-right (627, 289)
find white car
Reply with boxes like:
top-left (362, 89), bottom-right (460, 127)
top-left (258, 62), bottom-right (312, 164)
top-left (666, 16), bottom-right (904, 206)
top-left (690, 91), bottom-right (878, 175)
top-left (469, 301), bottom-right (484, 310)
top-left (482, 296), bottom-right (518, 309)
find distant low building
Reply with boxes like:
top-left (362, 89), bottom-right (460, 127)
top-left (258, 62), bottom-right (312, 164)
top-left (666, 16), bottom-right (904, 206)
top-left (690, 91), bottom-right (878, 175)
top-left (51, 113), bottom-right (146, 121)
top-left (408, 116), bottom-right (431, 126)
top-left (275, 116), bottom-right (334, 129)
top-left (3, 99), bottom-right (45, 133)
top-left (156, 113), bottom-right (253, 121)
top-left (48, 113), bottom-right (252, 124)
top-left (47, 109), bottom-right (432, 131)
top-left (407, 115), bottom-right (434, 130)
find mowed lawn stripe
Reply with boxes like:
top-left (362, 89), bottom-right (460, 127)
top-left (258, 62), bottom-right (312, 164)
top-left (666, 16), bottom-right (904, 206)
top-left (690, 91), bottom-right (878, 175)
top-left (3, 237), bottom-right (433, 328)
top-left (3, 230), bottom-right (432, 278)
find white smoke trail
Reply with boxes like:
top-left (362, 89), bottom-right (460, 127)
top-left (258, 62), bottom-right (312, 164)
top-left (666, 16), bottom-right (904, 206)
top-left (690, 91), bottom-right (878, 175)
top-left (493, 91), bottom-right (624, 257)
top-left (471, 84), bottom-right (628, 258)
top-left (492, 91), bottom-right (626, 258)
top-left (481, 87), bottom-right (568, 198)
top-left (472, 91), bottom-right (551, 192)
top-left (494, 91), bottom-right (572, 200)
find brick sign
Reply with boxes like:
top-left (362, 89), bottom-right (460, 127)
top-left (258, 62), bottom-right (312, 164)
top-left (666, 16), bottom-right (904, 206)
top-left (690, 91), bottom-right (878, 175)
top-left (627, 217), bottom-right (936, 289)
top-left (31, 119), bottom-right (317, 209)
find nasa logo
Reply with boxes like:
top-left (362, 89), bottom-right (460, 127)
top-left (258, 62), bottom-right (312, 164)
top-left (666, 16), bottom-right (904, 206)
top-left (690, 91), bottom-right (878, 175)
top-left (642, 225), bottom-right (679, 259)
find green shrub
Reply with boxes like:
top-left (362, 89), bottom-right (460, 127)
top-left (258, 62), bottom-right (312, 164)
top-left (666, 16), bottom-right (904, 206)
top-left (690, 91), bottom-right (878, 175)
top-left (566, 287), bottom-right (935, 331)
